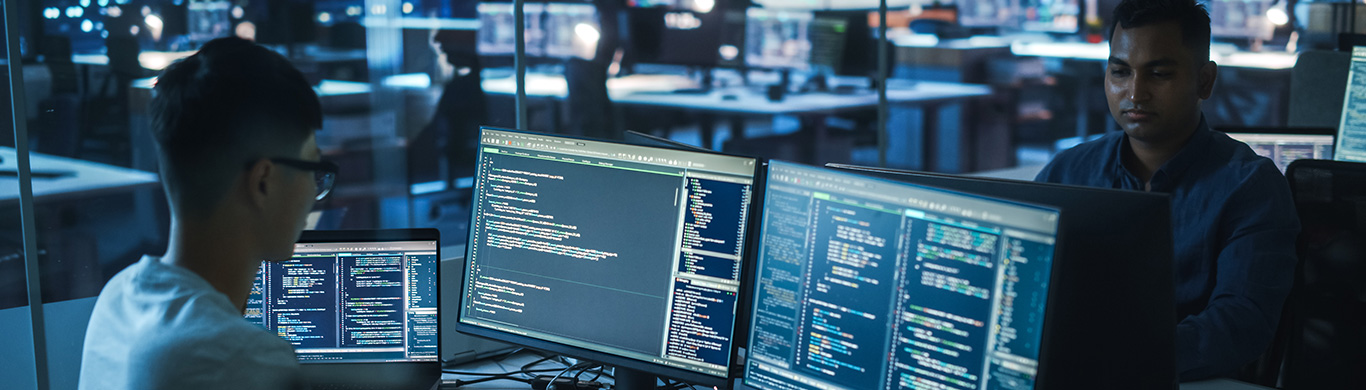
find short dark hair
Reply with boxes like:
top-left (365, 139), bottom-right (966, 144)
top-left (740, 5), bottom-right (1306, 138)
top-left (1109, 0), bottom-right (1212, 65)
top-left (151, 37), bottom-right (322, 217)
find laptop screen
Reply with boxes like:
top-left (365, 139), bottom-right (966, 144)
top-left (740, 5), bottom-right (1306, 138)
top-left (246, 237), bottom-right (440, 364)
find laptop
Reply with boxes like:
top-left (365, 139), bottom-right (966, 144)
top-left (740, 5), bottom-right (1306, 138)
top-left (246, 229), bottom-right (442, 390)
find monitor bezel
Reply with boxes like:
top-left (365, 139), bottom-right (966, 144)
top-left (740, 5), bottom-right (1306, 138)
top-left (457, 126), bottom-right (765, 387)
top-left (741, 160), bottom-right (1066, 390)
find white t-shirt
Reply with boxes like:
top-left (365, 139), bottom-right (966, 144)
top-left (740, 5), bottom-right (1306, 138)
top-left (79, 256), bottom-right (301, 390)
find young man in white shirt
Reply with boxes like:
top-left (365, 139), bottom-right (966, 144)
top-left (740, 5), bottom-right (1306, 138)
top-left (78, 37), bottom-right (338, 390)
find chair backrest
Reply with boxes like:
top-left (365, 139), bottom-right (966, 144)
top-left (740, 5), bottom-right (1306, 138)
top-left (1280, 159), bottom-right (1366, 389)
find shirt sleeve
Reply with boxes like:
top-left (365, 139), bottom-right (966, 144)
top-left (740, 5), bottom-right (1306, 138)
top-left (1034, 154), bottom-right (1064, 183)
top-left (1175, 167), bottom-right (1300, 381)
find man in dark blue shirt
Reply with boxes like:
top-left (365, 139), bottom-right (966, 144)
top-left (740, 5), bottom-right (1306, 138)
top-left (1034, 0), bottom-right (1300, 381)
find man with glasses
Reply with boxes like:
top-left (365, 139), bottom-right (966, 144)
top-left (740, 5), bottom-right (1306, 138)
top-left (79, 37), bottom-right (336, 390)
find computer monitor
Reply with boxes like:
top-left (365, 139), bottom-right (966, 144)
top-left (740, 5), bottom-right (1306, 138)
top-left (1207, 0), bottom-right (1274, 41)
top-left (1018, 0), bottom-right (1081, 33)
top-left (255, 0), bottom-right (318, 46)
top-left (744, 161), bottom-right (1062, 390)
top-left (1221, 128), bottom-right (1335, 173)
top-left (245, 229), bottom-right (441, 387)
top-left (457, 127), bottom-right (761, 388)
top-left (1336, 46), bottom-right (1366, 163)
top-left (745, 8), bottom-right (813, 70)
top-left (665, 7), bottom-right (745, 67)
top-left (477, 2), bottom-right (546, 58)
top-left (958, 0), bottom-right (1012, 29)
top-left (823, 164), bottom-right (1177, 389)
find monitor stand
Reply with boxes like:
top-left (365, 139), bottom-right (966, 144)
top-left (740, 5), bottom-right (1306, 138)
top-left (612, 366), bottom-right (658, 390)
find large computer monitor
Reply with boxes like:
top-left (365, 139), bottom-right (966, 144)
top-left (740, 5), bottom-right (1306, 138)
top-left (744, 161), bottom-right (1063, 390)
top-left (1222, 128), bottom-right (1335, 173)
top-left (745, 8), bottom-right (813, 69)
top-left (1207, 0), bottom-right (1274, 41)
top-left (477, 3), bottom-right (599, 60)
top-left (1336, 46), bottom-right (1366, 163)
top-left (637, 3), bottom-right (745, 68)
top-left (457, 127), bottom-right (761, 388)
top-left (245, 229), bottom-right (441, 388)
top-left (824, 164), bottom-right (1177, 389)
top-left (958, 0), bottom-right (1013, 29)
top-left (1019, 0), bottom-right (1081, 33)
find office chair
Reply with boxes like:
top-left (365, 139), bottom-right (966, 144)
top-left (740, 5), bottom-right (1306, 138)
top-left (1278, 159), bottom-right (1366, 389)
top-left (565, 57), bottom-right (615, 140)
top-left (35, 36), bottom-right (82, 158)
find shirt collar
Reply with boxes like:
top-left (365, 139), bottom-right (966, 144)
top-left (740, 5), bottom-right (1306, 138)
top-left (1113, 115), bottom-right (1213, 190)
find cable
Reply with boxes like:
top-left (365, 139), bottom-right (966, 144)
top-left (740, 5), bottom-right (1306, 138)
top-left (441, 367), bottom-right (566, 376)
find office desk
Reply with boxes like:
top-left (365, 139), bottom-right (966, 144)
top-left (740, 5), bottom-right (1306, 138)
top-left (1, 147), bottom-right (165, 304)
top-left (483, 73), bottom-right (991, 165)
top-left (1180, 379), bottom-right (1275, 390)
top-left (0, 147), bottom-right (159, 205)
top-left (1009, 41), bottom-right (1300, 70)
top-left (442, 351), bottom-right (1274, 390)
top-left (617, 82), bottom-right (992, 167)
top-left (1009, 41), bottom-right (1297, 134)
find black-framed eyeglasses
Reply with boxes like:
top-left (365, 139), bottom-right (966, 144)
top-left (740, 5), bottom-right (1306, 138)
top-left (266, 158), bottom-right (339, 201)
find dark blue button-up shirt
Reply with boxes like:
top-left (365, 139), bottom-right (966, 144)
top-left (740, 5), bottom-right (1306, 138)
top-left (1035, 117), bottom-right (1300, 381)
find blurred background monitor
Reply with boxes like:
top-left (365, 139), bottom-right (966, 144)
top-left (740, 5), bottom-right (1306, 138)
top-left (1018, 0), bottom-right (1081, 33)
top-left (958, 0), bottom-right (1013, 30)
top-left (744, 8), bottom-right (812, 69)
top-left (1221, 127), bottom-right (1336, 173)
top-left (255, 0), bottom-right (318, 47)
top-left (750, 0), bottom-right (923, 9)
top-left (636, 0), bottom-right (745, 68)
top-left (476, 3), bottom-right (600, 62)
top-left (1208, 0), bottom-right (1275, 41)
top-left (813, 10), bottom-right (874, 77)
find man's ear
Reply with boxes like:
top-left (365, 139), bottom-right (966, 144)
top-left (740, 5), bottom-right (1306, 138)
top-left (243, 158), bottom-right (274, 211)
top-left (1198, 60), bottom-right (1218, 100)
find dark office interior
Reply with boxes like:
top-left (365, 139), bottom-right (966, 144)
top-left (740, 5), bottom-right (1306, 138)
top-left (3, 0), bottom-right (1366, 389)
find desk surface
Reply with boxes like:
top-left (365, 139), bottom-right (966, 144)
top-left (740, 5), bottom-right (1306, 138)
top-left (0, 147), bottom-right (159, 204)
top-left (443, 351), bottom-right (1274, 390)
top-left (613, 82), bottom-right (991, 115)
top-left (1010, 41), bottom-right (1299, 70)
top-left (132, 76), bottom-right (383, 98)
top-left (482, 73), bottom-right (992, 115)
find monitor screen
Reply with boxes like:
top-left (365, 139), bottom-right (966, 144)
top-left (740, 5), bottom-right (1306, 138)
top-left (958, 0), bottom-right (1012, 29)
top-left (458, 128), bottom-right (759, 385)
top-left (478, 2), bottom-right (600, 59)
top-left (1208, 0), bottom-right (1274, 40)
top-left (745, 8), bottom-right (814, 69)
top-left (1019, 0), bottom-right (1080, 33)
top-left (246, 234), bottom-right (440, 363)
top-left (808, 14), bottom-right (848, 72)
top-left (1226, 132), bottom-right (1335, 173)
top-left (745, 161), bottom-right (1061, 390)
top-left (824, 164), bottom-right (1177, 388)
top-left (1337, 46), bottom-right (1366, 163)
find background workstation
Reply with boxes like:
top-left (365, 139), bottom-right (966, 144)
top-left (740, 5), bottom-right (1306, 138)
top-left (4, 0), bottom-right (1366, 389)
